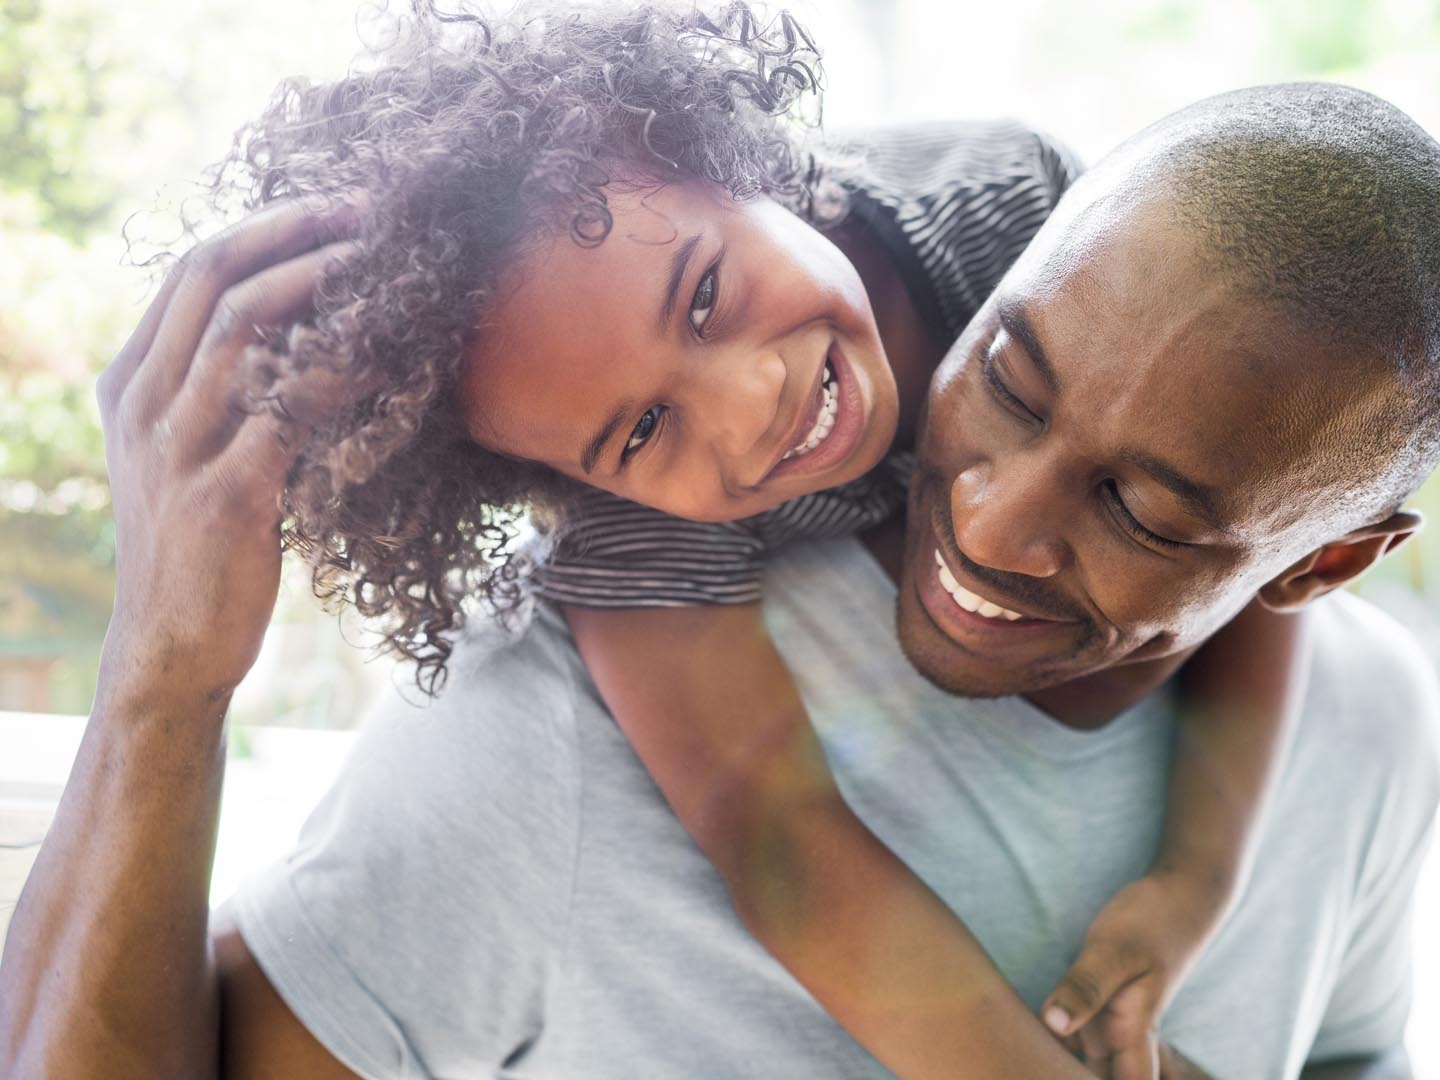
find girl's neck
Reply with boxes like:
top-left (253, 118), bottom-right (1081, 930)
top-left (828, 218), bottom-right (948, 450)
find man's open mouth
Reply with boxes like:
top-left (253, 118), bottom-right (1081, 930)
top-left (933, 549), bottom-right (1027, 621)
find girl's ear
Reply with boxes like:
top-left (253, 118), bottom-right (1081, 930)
top-left (1257, 511), bottom-right (1424, 612)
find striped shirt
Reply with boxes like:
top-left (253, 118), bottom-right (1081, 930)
top-left (539, 120), bottom-right (1081, 609)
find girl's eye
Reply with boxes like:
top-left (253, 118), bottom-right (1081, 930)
top-left (624, 405), bottom-right (667, 458)
top-left (688, 267), bottom-right (718, 335)
top-left (1102, 480), bottom-right (1184, 551)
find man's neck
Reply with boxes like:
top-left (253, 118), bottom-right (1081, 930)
top-left (861, 516), bottom-right (1192, 730)
top-left (1021, 652), bottom-right (1194, 729)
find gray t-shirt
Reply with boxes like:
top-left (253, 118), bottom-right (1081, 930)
top-left (230, 538), bottom-right (1440, 1080)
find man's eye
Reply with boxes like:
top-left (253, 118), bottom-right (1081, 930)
top-left (1102, 480), bottom-right (1184, 551)
top-left (688, 267), bottom-right (718, 335)
top-left (624, 406), bottom-right (666, 457)
top-left (981, 352), bottom-right (1041, 424)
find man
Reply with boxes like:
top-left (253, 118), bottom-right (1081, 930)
top-left (2, 83), bottom-right (1437, 1078)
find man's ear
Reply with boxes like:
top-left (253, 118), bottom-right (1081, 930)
top-left (1258, 510), bottom-right (1425, 612)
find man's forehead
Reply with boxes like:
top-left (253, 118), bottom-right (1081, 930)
top-left (998, 211), bottom-right (1384, 539)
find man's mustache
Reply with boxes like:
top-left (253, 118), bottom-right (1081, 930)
top-left (915, 467), bottom-right (1092, 626)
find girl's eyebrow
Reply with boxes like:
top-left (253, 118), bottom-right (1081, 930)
top-left (658, 233), bottom-right (703, 331)
top-left (581, 400), bottom-right (636, 475)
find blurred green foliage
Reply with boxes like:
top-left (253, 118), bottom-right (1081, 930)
top-left (0, 0), bottom-right (114, 240)
top-left (0, 0), bottom-right (179, 706)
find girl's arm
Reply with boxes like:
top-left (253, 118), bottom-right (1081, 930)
top-left (1164, 602), bottom-right (1311, 907)
top-left (1043, 602), bottom-right (1312, 1070)
top-left (565, 602), bottom-right (1096, 1079)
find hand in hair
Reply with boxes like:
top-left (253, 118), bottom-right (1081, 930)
top-left (96, 195), bottom-right (372, 704)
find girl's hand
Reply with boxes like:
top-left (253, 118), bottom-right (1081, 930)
top-left (1041, 869), bottom-right (1227, 1079)
top-left (95, 196), bottom-right (365, 710)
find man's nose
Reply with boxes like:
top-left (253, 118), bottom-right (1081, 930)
top-left (949, 455), bottom-right (1070, 578)
top-left (693, 346), bottom-right (788, 462)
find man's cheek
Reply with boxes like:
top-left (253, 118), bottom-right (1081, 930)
top-left (1094, 575), bottom-right (1228, 647)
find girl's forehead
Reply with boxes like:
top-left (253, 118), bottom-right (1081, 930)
top-left (461, 187), bottom-right (727, 453)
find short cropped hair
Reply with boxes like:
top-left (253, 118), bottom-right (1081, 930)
top-left (1128, 83), bottom-right (1440, 524)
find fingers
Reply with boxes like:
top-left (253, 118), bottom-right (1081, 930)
top-left (98, 257), bottom-right (191, 422)
top-left (1101, 979), bottom-right (1164, 1061)
top-left (1061, 979), bottom-right (1166, 1080)
top-left (178, 240), bottom-right (362, 455)
top-left (218, 359), bottom-right (387, 511)
top-left (1111, 1032), bottom-right (1160, 1080)
top-left (197, 237), bottom-right (358, 353)
top-left (132, 195), bottom-right (362, 412)
top-left (1157, 1043), bottom-right (1211, 1080)
top-left (1075, 1021), bottom-right (1112, 1077)
top-left (1043, 936), bottom-right (1149, 1038)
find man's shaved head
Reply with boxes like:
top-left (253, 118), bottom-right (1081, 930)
top-left (1059, 82), bottom-right (1440, 532)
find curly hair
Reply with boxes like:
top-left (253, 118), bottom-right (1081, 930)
top-left (200, 0), bottom-right (836, 694)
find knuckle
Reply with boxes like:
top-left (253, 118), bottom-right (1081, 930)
top-left (1111, 937), bottom-right (1151, 974)
top-left (1087, 932), bottom-right (1142, 972)
top-left (95, 366), bottom-right (120, 414)
top-left (186, 234), bottom-right (238, 289)
top-left (163, 247), bottom-right (196, 288)
top-left (111, 394), bottom-right (143, 449)
top-left (1103, 1012), bottom-right (1155, 1052)
top-left (1062, 969), bottom-right (1107, 1008)
top-left (206, 290), bottom-right (254, 346)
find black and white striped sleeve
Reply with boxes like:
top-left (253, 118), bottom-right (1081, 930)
top-left (536, 464), bottom-right (908, 610)
top-left (536, 487), bottom-right (770, 608)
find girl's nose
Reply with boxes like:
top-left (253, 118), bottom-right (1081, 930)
top-left (693, 347), bottom-right (788, 463)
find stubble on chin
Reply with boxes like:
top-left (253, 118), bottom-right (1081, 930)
top-left (891, 598), bottom-right (1099, 700)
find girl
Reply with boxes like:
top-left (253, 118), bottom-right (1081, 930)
top-left (211, 1), bottom-right (1307, 1073)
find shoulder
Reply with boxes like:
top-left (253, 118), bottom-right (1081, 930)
top-left (353, 606), bottom-right (587, 825)
top-left (226, 609), bottom-right (591, 1075)
top-left (1307, 591), bottom-right (1440, 748)
top-left (1288, 594), bottom-right (1439, 1063)
top-left (1297, 591), bottom-right (1440, 823)
top-left (280, 604), bottom-right (588, 895)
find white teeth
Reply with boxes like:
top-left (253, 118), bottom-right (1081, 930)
top-left (952, 587), bottom-right (982, 614)
top-left (931, 548), bottom-right (1027, 622)
top-left (781, 362), bottom-right (840, 461)
top-left (937, 563), bottom-right (959, 593)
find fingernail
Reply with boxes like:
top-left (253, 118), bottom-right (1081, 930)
top-left (1043, 1005), bottom-right (1071, 1034)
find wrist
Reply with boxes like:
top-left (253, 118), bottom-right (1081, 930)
top-left (91, 663), bottom-right (233, 754)
top-left (1150, 843), bottom-right (1242, 895)
top-left (1143, 860), bottom-right (1239, 934)
top-left (97, 623), bottom-right (244, 716)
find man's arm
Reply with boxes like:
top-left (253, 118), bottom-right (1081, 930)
top-left (0, 197), bottom-right (365, 1078)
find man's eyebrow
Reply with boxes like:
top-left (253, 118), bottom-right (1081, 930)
top-left (580, 401), bottom-right (635, 475)
top-left (1119, 449), bottom-right (1226, 529)
top-left (658, 233), bottom-right (703, 332)
top-left (996, 299), bottom-right (1060, 395)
